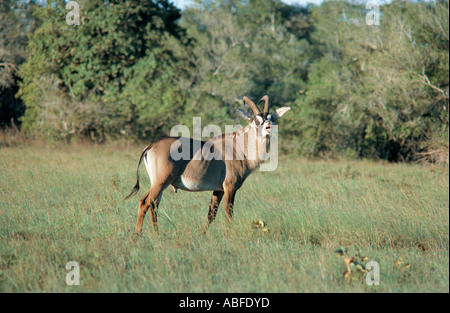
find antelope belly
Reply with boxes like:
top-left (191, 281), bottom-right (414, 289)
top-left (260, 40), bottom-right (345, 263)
top-left (173, 176), bottom-right (222, 192)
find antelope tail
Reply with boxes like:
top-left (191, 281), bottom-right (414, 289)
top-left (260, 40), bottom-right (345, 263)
top-left (124, 144), bottom-right (153, 200)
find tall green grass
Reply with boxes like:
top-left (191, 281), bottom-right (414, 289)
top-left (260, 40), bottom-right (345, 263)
top-left (0, 145), bottom-right (448, 292)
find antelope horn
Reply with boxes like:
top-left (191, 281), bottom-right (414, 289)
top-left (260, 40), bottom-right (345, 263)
top-left (258, 95), bottom-right (270, 119)
top-left (235, 109), bottom-right (253, 123)
top-left (243, 96), bottom-right (262, 117)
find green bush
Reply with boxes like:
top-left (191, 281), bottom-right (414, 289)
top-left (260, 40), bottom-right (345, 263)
top-left (290, 0), bottom-right (449, 162)
top-left (18, 0), bottom-right (188, 142)
top-left (13, 0), bottom-right (449, 164)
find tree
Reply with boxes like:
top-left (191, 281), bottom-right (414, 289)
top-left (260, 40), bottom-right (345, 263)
top-left (18, 0), bottom-right (189, 141)
top-left (181, 0), bottom-right (314, 126)
top-left (0, 0), bottom-right (40, 128)
top-left (291, 0), bottom-right (449, 163)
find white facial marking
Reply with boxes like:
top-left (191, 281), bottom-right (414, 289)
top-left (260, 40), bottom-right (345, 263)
top-left (255, 115), bottom-right (263, 125)
top-left (262, 120), bottom-right (272, 137)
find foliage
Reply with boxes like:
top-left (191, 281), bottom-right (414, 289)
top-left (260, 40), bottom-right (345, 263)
top-left (18, 0), bottom-right (189, 142)
top-left (181, 0), bottom-right (313, 125)
top-left (290, 0), bottom-right (449, 162)
top-left (0, 0), bottom-right (40, 128)
top-left (8, 0), bottom-right (450, 164)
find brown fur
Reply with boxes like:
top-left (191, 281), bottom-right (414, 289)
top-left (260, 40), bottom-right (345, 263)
top-left (125, 96), bottom-right (291, 234)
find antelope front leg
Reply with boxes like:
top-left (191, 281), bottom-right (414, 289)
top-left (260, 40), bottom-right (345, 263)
top-left (223, 186), bottom-right (236, 226)
top-left (203, 190), bottom-right (224, 234)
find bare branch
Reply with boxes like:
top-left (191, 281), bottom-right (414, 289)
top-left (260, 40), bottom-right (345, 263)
top-left (420, 66), bottom-right (449, 98)
top-left (0, 62), bottom-right (17, 72)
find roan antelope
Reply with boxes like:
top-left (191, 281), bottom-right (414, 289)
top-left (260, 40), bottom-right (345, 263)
top-left (125, 95), bottom-right (291, 234)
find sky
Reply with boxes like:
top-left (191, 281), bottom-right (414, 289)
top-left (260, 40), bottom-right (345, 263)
top-left (171, 0), bottom-right (326, 9)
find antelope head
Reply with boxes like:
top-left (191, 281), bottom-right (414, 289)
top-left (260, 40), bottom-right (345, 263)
top-left (235, 95), bottom-right (291, 160)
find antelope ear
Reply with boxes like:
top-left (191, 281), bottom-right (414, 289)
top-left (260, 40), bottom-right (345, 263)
top-left (271, 107), bottom-right (291, 122)
top-left (235, 109), bottom-right (253, 124)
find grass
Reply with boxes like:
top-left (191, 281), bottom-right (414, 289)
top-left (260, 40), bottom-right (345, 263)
top-left (0, 144), bottom-right (448, 292)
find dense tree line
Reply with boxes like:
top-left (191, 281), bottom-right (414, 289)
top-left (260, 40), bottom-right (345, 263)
top-left (1, 0), bottom-right (448, 164)
top-left (288, 0), bottom-right (449, 162)
top-left (0, 0), bottom-right (39, 127)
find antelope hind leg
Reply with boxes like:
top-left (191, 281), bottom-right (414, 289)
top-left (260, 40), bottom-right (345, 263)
top-left (135, 184), bottom-right (165, 234)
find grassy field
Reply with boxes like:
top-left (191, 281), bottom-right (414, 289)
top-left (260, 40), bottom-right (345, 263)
top-left (0, 144), bottom-right (448, 292)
